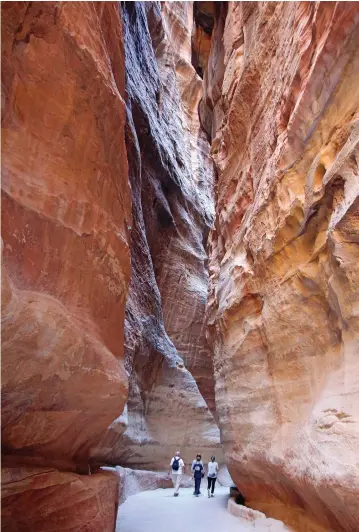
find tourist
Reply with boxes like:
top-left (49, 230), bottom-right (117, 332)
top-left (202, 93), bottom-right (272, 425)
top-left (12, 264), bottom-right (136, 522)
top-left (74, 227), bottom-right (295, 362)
top-left (192, 454), bottom-right (204, 497)
top-left (169, 450), bottom-right (185, 497)
top-left (207, 456), bottom-right (219, 497)
top-left (191, 454), bottom-right (204, 494)
top-left (191, 454), bottom-right (204, 471)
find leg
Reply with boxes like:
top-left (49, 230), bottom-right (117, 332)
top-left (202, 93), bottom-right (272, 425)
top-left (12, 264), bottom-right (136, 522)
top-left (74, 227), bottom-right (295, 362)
top-left (211, 477), bottom-right (216, 495)
top-left (174, 474), bottom-right (182, 495)
top-left (172, 473), bottom-right (177, 489)
top-left (194, 477), bottom-right (200, 495)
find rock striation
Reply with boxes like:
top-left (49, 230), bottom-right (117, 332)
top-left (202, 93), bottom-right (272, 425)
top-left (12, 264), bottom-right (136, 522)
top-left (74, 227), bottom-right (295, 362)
top-left (90, 1), bottom-right (220, 471)
top-left (2, 467), bottom-right (119, 532)
top-left (205, 2), bottom-right (359, 531)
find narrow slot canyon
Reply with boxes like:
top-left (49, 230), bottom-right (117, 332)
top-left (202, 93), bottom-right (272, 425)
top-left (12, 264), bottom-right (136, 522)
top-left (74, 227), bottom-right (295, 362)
top-left (1, 2), bottom-right (359, 532)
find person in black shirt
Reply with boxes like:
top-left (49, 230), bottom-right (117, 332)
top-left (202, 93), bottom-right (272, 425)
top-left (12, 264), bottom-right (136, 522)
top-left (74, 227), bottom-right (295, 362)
top-left (192, 455), bottom-right (204, 497)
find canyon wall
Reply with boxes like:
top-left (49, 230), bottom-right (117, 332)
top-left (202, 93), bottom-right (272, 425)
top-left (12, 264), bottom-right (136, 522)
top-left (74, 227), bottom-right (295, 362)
top-left (2, 1), bottom-right (218, 529)
top-left (4, 2), bottom-right (358, 531)
top-left (205, 2), bottom-right (359, 532)
top-left (90, 1), bottom-right (220, 471)
top-left (2, 2), bottom-right (129, 530)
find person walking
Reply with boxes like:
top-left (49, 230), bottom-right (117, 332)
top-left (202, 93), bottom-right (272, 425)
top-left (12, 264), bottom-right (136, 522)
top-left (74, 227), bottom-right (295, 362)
top-left (192, 455), bottom-right (204, 497)
top-left (207, 455), bottom-right (219, 497)
top-left (191, 454), bottom-right (204, 471)
top-left (191, 454), bottom-right (204, 495)
top-left (169, 451), bottom-right (185, 497)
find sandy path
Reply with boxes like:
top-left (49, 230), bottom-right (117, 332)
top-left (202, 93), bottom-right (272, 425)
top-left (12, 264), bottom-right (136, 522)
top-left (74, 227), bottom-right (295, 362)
top-left (116, 486), bottom-right (249, 531)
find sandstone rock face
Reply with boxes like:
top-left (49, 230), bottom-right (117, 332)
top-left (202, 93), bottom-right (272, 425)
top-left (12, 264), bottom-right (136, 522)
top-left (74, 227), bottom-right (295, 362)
top-left (7, 3), bottom-right (357, 531)
top-left (2, 0), bottom-right (130, 468)
top-left (103, 466), bottom-right (173, 506)
top-left (227, 498), bottom-right (291, 532)
top-left (2, 6), bottom-right (220, 528)
top-left (159, 1), bottom-right (216, 418)
top-left (90, 2), bottom-right (220, 471)
top-left (206, 3), bottom-right (359, 531)
top-left (2, 1), bottom-right (130, 528)
top-left (2, 467), bottom-right (118, 532)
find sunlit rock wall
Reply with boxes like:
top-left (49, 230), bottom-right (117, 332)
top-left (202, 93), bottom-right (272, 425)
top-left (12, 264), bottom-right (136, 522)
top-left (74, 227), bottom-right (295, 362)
top-left (206, 2), bottom-right (359, 531)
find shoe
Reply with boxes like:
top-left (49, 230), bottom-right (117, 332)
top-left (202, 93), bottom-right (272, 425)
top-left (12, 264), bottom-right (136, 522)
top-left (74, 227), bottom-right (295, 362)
top-left (174, 493), bottom-right (179, 497)
top-left (208, 490), bottom-right (210, 498)
top-left (211, 493), bottom-right (214, 497)
top-left (195, 494), bottom-right (199, 497)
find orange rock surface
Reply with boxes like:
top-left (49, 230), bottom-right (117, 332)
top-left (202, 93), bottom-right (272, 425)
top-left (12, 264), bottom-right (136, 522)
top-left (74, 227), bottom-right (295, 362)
top-left (2, 3), bottom-right (219, 526)
top-left (206, 3), bottom-right (359, 531)
top-left (2, 467), bottom-right (118, 532)
top-left (2, 2), bottom-right (130, 528)
top-left (3, 2), bottom-right (358, 531)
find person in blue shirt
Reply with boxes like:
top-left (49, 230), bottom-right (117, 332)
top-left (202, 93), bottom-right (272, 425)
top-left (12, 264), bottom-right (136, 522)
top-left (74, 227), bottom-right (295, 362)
top-left (192, 454), bottom-right (204, 497)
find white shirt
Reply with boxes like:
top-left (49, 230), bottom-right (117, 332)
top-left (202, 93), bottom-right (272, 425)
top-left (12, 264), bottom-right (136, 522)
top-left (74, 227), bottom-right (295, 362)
top-left (170, 457), bottom-right (184, 475)
top-left (207, 461), bottom-right (218, 477)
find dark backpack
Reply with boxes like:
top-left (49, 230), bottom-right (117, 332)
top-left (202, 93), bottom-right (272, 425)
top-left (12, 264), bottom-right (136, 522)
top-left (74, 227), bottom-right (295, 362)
top-left (172, 457), bottom-right (180, 471)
